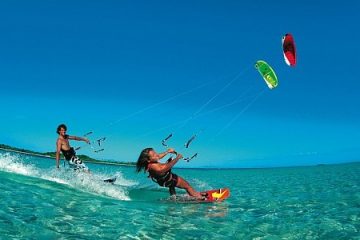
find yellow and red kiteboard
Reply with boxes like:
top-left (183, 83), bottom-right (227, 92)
top-left (201, 188), bottom-right (230, 203)
top-left (167, 188), bottom-right (230, 203)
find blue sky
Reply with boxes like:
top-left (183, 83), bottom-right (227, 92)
top-left (0, 1), bottom-right (359, 168)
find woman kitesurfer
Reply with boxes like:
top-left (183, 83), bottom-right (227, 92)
top-left (136, 148), bottom-right (203, 199)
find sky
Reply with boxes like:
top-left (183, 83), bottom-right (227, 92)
top-left (0, 0), bottom-right (359, 168)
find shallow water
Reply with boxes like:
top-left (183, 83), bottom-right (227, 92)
top-left (0, 150), bottom-right (359, 239)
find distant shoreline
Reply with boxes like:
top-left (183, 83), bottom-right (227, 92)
top-left (0, 145), bottom-right (136, 167)
top-left (1, 144), bottom-right (359, 170)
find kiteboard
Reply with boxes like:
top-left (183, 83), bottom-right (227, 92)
top-left (103, 177), bottom-right (117, 184)
top-left (255, 60), bottom-right (278, 89)
top-left (282, 33), bottom-right (296, 66)
top-left (165, 188), bottom-right (230, 203)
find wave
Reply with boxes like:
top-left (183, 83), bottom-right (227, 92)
top-left (0, 152), bottom-right (40, 176)
top-left (0, 152), bottom-right (136, 201)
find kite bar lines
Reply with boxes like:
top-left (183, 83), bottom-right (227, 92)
top-left (184, 135), bottom-right (196, 149)
top-left (161, 133), bottom-right (173, 147)
top-left (74, 132), bottom-right (107, 154)
top-left (160, 133), bottom-right (198, 163)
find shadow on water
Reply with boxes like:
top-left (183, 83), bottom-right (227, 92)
top-left (127, 187), bottom-right (170, 202)
top-left (126, 186), bottom-right (230, 218)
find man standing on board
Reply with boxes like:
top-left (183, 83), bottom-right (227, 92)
top-left (55, 124), bottom-right (90, 171)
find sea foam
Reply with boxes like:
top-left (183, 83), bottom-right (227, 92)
top-left (0, 152), bottom-right (132, 200)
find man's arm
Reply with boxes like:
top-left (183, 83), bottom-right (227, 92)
top-left (68, 135), bottom-right (90, 144)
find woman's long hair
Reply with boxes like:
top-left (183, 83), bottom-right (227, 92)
top-left (136, 148), bottom-right (153, 173)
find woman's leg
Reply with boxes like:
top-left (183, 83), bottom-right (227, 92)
top-left (176, 176), bottom-right (202, 198)
top-left (169, 186), bottom-right (176, 196)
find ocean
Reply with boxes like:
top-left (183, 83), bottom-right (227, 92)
top-left (0, 150), bottom-right (359, 239)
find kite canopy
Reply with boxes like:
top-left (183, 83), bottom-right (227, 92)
top-left (282, 33), bottom-right (296, 66)
top-left (255, 60), bottom-right (278, 89)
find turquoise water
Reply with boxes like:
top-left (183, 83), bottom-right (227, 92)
top-left (0, 150), bottom-right (359, 239)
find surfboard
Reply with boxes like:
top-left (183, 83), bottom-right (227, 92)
top-left (164, 188), bottom-right (230, 203)
top-left (103, 177), bottom-right (117, 184)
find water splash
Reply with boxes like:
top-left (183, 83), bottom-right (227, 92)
top-left (0, 152), bottom-right (132, 200)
